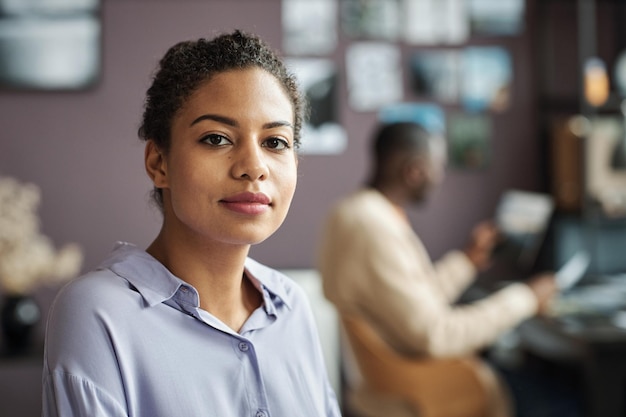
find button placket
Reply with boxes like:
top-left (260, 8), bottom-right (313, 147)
top-left (231, 339), bottom-right (270, 417)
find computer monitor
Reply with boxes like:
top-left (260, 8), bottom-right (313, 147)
top-left (552, 215), bottom-right (626, 278)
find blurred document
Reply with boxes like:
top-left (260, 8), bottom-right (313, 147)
top-left (403, 0), bottom-right (468, 45)
top-left (461, 46), bottom-right (512, 112)
top-left (285, 58), bottom-right (347, 154)
top-left (469, 0), bottom-right (525, 36)
top-left (346, 42), bottom-right (402, 111)
top-left (340, 0), bottom-right (401, 40)
top-left (282, 0), bottom-right (337, 55)
top-left (556, 251), bottom-right (591, 291)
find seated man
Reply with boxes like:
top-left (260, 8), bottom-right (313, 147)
top-left (317, 121), bottom-right (559, 417)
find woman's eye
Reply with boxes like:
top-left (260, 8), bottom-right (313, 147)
top-left (263, 137), bottom-right (290, 150)
top-left (201, 134), bottom-right (231, 146)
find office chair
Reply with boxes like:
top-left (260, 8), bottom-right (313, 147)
top-left (341, 314), bottom-right (493, 417)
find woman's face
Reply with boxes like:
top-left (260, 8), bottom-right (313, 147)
top-left (146, 67), bottom-right (298, 247)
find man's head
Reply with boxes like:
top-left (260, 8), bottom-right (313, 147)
top-left (368, 121), bottom-right (447, 204)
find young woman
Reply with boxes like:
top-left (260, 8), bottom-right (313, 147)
top-left (43, 30), bottom-right (341, 417)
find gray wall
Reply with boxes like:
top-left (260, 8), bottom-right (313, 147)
top-left (0, 0), bottom-right (541, 273)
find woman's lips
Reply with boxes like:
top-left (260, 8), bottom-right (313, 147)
top-left (220, 192), bottom-right (271, 215)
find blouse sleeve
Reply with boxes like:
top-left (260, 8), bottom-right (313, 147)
top-left (41, 274), bottom-right (129, 417)
top-left (42, 369), bottom-right (128, 417)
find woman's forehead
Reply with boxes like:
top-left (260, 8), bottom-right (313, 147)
top-left (175, 68), bottom-right (294, 126)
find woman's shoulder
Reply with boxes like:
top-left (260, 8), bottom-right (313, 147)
top-left (60, 266), bottom-right (130, 294)
top-left (49, 267), bottom-right (138, 319)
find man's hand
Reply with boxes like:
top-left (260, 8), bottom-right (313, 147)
top-left (463, 220), bottom-right (501, 271)
top-left (526, 273), bottom-right (558, 315)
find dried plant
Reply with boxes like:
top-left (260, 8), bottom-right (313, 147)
top-left (0, 176), bottom-right (83, 295)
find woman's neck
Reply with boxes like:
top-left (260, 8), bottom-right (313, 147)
top-left (146, 228), bottom-right (262, 332)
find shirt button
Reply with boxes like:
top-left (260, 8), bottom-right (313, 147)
top-left (238, 342), bottom-right (249, 352)
top-left (255, 410), bottom-right (268, 417)
top-left (180, 286), bottom-right (189, 293)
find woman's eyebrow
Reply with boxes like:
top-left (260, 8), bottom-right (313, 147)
top-left (190, 114), bottom-right (238, 127)
top-left (190, 114), bottom-right (293, 130)
top-left (264, 120), bottom-right (293, 130)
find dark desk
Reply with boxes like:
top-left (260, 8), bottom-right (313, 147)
top-left (0, 287), bottom-right (55, 417)
top-left (518, 281), bottom-right (626, 417)
top-left (0, 347), bottom-right (43, 417)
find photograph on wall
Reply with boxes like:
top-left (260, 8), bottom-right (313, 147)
top-left (402, 0), bottom-right (469, 45)
top-left (468, 0), bottom-right (524, 36)
top-left (447, 111), bottom-right (492, 170)
top-left (282, 0), bottom-right (338, 56)
top-left (460, 46), bottom-right (512, 113)
top-left (346, 42), bottom-right (403, 112)
top-left (409, 49), bottom-right (460, 102)
top-left (285, 58), bottom-right (347, 154)
top-left (340, 0), bottom-right (401, 41)
top-left (379, 102), bottom-right (446, 136)
top-left (0, 0), bottom-right (101, 90)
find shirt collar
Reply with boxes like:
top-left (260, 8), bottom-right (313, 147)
top-left (244, 257), bottom-right (294, 311)
top-left (98, 242), bottom-right (293, 310)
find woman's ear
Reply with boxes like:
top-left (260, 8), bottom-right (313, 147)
top-left (144, 140), bottom-right (168, 188)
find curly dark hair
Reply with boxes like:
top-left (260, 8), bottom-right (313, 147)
top-left (137, 30), bottom-right (307, 208)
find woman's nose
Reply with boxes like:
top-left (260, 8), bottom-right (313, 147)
top-left (231, 142), bottom-right (269, 181)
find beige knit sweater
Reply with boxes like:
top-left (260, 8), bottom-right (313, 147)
top-left (318, 189), bottom-right (537, 417)
top-left (318, 188), bottom-right (538, 358)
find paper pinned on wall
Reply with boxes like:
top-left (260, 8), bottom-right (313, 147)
top-left (403, 0), bottom-right (469, 45)
top-left (438, 0), bottom-right (470, 44)
top-left (469, 0), bottom-right (525, 36)
top-left (286, 58), bottom-right (347, 154)
top-left (447, 111), bottom-right (492, 170)
top-left (340, 0), bottom-right (401, 41)
top-left (461, 46), bottom-right (512, 113)
top-left (282, 0), bottom-right (338, 56)
top-left (346, 42), bottom-right (403, 112)
top-left (409, 49), bottom-right (461, 102)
